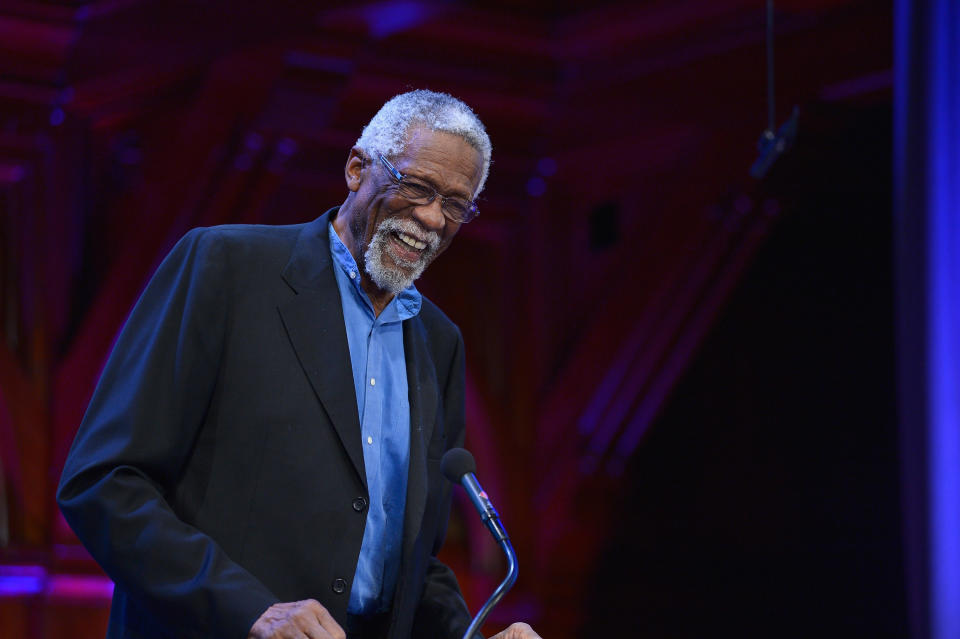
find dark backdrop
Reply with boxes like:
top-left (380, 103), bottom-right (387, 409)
top-left (586, 102), bottom-right (905, 637)
top-left (0, 2), bottom-right (899, 638)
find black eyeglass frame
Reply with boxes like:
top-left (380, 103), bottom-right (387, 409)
top-left (377, 153), bottom-right (480, 224)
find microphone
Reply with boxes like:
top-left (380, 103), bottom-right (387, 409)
top-left (441, 448), bottom-right (509, 543)
top-left (441, 448), bottom-right (518, 639)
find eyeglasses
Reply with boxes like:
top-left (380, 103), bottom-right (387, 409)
top-left (377, 154), bottom-right (480, 224)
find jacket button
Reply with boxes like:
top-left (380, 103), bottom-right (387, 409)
top-left (332, 578), bottom-right (347, 594)
top-left (352, 497), bottom-right (368, 512)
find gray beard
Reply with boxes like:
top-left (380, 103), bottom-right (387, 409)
top-left (363, 217), bottom-right (440, 295)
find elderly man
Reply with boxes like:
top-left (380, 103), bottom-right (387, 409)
top-left (58, 90), bottom-right (540, 639)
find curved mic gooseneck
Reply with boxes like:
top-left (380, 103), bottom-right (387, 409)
top-left (441, 448), bottom-right (519, 639)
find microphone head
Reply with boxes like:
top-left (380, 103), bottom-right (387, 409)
top-left (441, 448), bottom-right (476, 483)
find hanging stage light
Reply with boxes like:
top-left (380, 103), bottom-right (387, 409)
top-left (750, 0), bottom-right (799, 179)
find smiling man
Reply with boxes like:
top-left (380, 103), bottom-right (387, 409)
top-left (57, 90), bottom-right (541, 639)
top-left (336, 120), bottom-right (482, 314)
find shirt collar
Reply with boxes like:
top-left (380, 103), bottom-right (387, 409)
top-left (328, 222), bottom-right (422, 321)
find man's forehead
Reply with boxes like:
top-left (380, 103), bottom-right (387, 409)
top-left (393, 128), bottom-right (483, 193)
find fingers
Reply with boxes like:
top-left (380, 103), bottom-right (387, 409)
top-left (302, 599), bottom-right (346, 639)
top-left (247, 599), bottom-right (345, 639)
top-left (491, 622), bottom-right (542, 639)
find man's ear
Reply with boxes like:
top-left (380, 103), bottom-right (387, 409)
top-left (345, 146), bottom-right (366, 192)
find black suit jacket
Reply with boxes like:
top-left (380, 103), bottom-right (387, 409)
top-left (58, 209), bottom-right (474, 639)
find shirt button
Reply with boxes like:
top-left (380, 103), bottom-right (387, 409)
top-left (349, 270), bottom-right (356, 279)
top-left (332, 578), bottom-right (347, 594)
top-left (367, 436), bottom-right (373, 445)
top-left (370, 378), bottom-right (376, 386)
top-left (352, 497), bottom-right (368, 512)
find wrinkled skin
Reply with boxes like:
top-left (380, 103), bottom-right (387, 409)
top-left (248, 600), bottom-right (345, 639)
top-left (490, 621), bottom-right (544, 639)
top-left (333, 126), bottom-right (481, 316)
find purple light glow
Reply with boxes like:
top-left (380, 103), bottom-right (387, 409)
top-left (0, 565), bottom-right (114, 601)
top-left (47, 574), bottom-right (115, 601)
top-left (536, 158), bottom-right (557, 177)
top-left (526, 177), bottom-right (546, 197)
top-left (0, 575), bottom-right (44, 596)
top-left (927, 1), bottom-right (960, 636)
top-left (897, 0), bottom-right (960, 636)
top-left (362, 1), bottom-right (435, 38)
top-left (0, 565), bottom-right (45, 597)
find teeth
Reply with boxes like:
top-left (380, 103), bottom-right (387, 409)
top-left (398, 233), bottom-right (427, 250)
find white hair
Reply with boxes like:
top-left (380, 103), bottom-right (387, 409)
top-left (364, 217), bottom-right (440, 294)
top-left (355, 89), bottom-right (492, 196)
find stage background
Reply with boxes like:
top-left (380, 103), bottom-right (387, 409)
top-left (0, 1), bottom-right (904, 637)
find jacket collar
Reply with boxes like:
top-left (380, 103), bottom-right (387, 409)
top-left (278, 207), bottom-right (437, 499)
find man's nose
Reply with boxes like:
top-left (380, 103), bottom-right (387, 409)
top-left (412, 197), bottom-right (446, 233)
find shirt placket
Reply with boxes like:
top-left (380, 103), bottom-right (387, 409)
top-left (364, 321), bottom-right (385, 480)
top-left (363, 317), bottom-right (386, 591)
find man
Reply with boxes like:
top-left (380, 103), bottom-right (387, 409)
top-left (58, 90), bottom-right (541, 639)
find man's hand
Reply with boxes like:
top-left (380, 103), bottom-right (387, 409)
top-left (489, 622), bottom-right (543, 639)
top-left (247, 599), bottom-right (345, 639)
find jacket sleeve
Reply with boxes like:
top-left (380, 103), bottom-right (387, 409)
top-left (411, 331), bottom-right (485, 639)
top-left (57, 228), bottom-right (279, 639)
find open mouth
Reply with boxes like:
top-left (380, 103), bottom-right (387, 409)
top-left (396, 231), bottom-right (427, 250)
top-left (364, 218), bottom-right (440, 293)
top-left (389, 231), bottom-right (429, 263)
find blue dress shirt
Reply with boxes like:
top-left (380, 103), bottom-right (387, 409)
top-left (328, 223), bottom-right (420, 614)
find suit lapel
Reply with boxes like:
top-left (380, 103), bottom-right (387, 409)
top-left (401, 315), bottom-right (438, 562)
top-left (278, 210), bottom-right (366, 488)
top-left (277, 209), bottom-right (441, 566)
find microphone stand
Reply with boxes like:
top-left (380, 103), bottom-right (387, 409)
top-left (441, 450), bottom-right (520, 639)
top-left (462, 537), bottom-right (518, 639)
